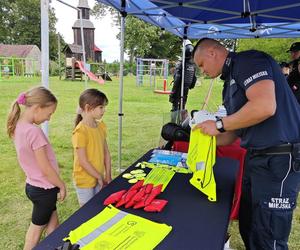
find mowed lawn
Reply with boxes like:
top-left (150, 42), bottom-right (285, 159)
top-left (0, 76), bottom-right (299, 249)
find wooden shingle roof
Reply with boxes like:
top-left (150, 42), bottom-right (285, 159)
top-left (0, 44), bottom-right (38, 58)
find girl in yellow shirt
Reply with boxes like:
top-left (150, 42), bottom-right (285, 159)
top-left (72, 89), bottom-right (112, 206)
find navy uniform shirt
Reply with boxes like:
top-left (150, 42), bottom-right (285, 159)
top-left (221, 50), bottom-right (300, 149)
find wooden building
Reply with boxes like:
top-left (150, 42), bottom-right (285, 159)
top-left (0, 44), bottom-right (41, 75)
top-left (72, 0), bottom-right (97, 61)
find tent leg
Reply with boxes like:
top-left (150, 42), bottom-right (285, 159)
top-left (41, 0), bottom-right (49, 136)
top-left (118, 9), bottom-right (126, 172)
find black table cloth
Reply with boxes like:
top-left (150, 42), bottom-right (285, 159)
top-left (35, 149), bottom-right (238, 250)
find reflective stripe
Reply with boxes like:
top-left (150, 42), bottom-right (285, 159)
top-left (279, 154), bottom-right (292, 197)
top-left (77, 210), bottom-right (128, 247)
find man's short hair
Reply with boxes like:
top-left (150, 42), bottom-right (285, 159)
top-left (192, 38), bottom-right (222, 58)
top-left (287, 42), bottom-right (300, 52)
top-left (279, 61), bottom-right (290, 68)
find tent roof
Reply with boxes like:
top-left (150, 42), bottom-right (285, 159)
top-left (98, 0), bottom-right (300, 39)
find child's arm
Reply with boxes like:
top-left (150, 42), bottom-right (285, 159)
top-left (34, 146), bottom-right (66, 201)
top-left (104, 139), bottom-right (112, 185)
top-left (76, 147), bottom-right (103, 187)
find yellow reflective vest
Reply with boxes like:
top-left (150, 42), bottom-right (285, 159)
top-left (65, 205), bottom-right (172, 250)
top-left (187, 129), bottom-right (217, 201)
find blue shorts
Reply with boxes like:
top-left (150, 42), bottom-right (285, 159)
top-left (25, 183), bottom-right (59, 226)
top-left (74, 184), bottom-right (101, 206)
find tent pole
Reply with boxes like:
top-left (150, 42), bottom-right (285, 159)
top-left (41, 0), bottom-right (49, 136)
top-left (79, 8), bottom-right (88, 89)
top-left (118, 1), bottom-right (126, 172)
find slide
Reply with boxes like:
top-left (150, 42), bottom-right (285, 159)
top-left (76, 61), bottom-right (104, 85)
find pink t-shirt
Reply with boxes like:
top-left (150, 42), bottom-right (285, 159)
top-left (14, 122), bottom-right (59, 189)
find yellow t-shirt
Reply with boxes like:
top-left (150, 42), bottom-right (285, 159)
top-left (72, 121), bottom-right (107, 188)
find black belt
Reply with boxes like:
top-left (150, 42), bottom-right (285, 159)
top-left (251, 144), bottom-right (293, 155)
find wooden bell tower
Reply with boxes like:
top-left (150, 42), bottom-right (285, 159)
top-left (72, 0), bottom-right (95, 61)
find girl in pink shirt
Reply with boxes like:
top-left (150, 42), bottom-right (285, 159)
top-left (7, 86), bottom-right (66, 250)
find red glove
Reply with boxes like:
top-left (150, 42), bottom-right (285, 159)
top-left (128, 180), bottom-right (144, 192)
top-left (132, 184), bottom-right (153, 203)
top-left (144, 184), bottom-right (163, 206)
top-left (115, 189), bottom-right (138, 207)
top-left (133, 184), bottom-right (162, 209)
top-left (103, 190), bottom-right (127, 206)
top-left (124, 199), bottom-right (136, 208)
top-left (144, 199), bottom-right (168, 212)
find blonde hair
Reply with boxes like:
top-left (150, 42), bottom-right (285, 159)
top-left (7, 86), bottom-right (57, 138)
top-left (75, 88), bottom-right (108, 127)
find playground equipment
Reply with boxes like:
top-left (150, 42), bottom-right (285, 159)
top-left (154, 79), bottom-right (172, 94)
top-left (65, 57), bottom-right (104, 84)
top-left (136, 58), bottom-right (170, 94)
top-left (0, 57), bottom-right (39, 79)
top-left (76, 61), bottom-right (104, 85)
top-left (90, 62), bottom-right (112, 81)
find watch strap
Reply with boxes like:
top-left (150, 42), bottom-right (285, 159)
top-left (216, 117), bottom-right (226, 133)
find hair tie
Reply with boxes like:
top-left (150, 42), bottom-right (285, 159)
top-left (16, 93), bottom-right (26, 105)
top-left (77, 107), bottom-right (83, 115)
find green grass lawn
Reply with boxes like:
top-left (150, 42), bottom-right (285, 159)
top-left (0, 76), bottom-right (299, 249)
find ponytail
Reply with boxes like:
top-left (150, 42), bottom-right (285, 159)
top-left (7, 102), bottom-right (21, 138)
top-left (74, 114), bottom-right (83, 128)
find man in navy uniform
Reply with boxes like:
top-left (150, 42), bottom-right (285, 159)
top-left (287, 42), bottom-right (300, 103)
top-left (193, 38), bottom-right (300, 250)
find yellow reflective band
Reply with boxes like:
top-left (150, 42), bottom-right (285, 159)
top-left (187, 129), bottom-right (217, 202)
top-left (130, 169), bottom-right (144, 174)
top-left (143, 167), bottom-right (175, 191)
top-left (122, 173), bottom-right (133, 179)
top-left (65, 205), bottom-right (172, 250)
top-left (140, 161), bottom-right (192, 174)
top-left (128, 178), bottom-right (138, 184)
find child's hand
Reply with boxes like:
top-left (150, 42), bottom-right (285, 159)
top-left (98, 176), bottom-right (104, 189)
top-left (58, 183), bottom-right (67, 202)
top-left (104, 176), bottom-right (112, 186)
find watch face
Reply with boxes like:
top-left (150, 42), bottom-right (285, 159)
top-left (216, 120), bottom-right (223, 129)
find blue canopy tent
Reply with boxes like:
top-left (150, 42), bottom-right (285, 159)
top-left (94, 0), bottom-right (300, 170)
top-left (40, 0), bottom-right (300, 170)
top-left (98, 0), bottom-right (300, 39)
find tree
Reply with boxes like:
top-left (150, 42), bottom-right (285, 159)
top-left (237, 38), bottom-right (297, 63)
top-left (92, 2), bottom-right (182, 63)
top-left (144, 31), bottom-right (182, 61)
top-left (0, 0), bottom-right (62, 60)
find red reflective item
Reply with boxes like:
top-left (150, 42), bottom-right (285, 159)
top-left (103, 190), bottom-right (127, 205)
top-left (133, 184), bottom-right (163, 209)
top-left (115, 189), bottom-right (138, 207)
top-left (144, 199), bottom-right (168, 212)
top-left (131, 185), bottom-right (147, 202)
top-left (145, 184), bottom-right (163, 206)
top-left (128, 180), bottom-right (144, 192)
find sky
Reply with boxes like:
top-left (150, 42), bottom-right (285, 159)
top-left (51, 0), bottom-right (124, 63)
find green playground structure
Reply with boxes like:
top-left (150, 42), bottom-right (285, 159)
top-left (0, 57), bottom-right (39, 79)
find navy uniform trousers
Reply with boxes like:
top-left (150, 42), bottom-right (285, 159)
top-left (239, 152), bottom-right (300, 250)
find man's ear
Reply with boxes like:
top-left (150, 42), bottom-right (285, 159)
top-left (208, 47), bottom-right (216, 58)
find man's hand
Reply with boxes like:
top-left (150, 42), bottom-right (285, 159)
top-left (193, 120), bottom-right (220, 136)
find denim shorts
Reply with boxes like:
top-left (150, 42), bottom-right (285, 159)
top-left (74, 184), bottom-right (101, 206)
top-left (25, 183), bottom-right (59, 226)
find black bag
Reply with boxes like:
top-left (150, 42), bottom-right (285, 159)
top-left (161, 122), bottom-right (190, 142)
